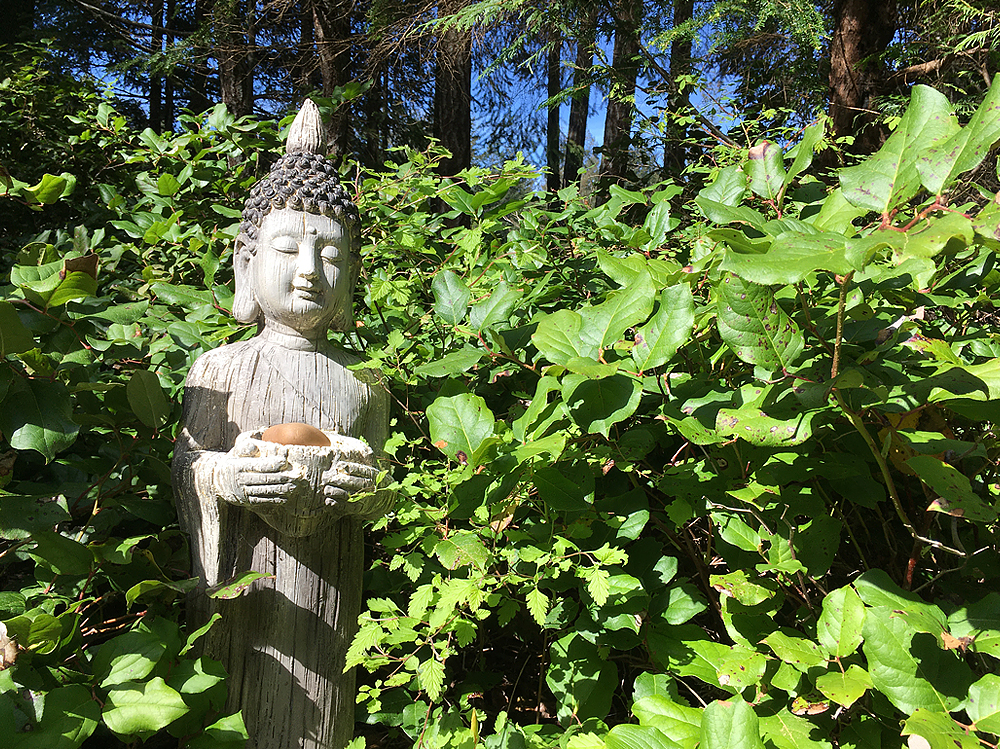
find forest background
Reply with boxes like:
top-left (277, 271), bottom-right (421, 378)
top-left (3, 1), bottom-right (1000, 748)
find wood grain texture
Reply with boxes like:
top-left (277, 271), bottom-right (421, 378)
top-left (173, 329), bottom-right (390, 749)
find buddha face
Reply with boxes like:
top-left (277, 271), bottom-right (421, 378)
top-left (248, 207), bottom-right (354, 336)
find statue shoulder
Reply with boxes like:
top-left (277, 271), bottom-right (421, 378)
top-left (185, 340), bottom-right (258, 387)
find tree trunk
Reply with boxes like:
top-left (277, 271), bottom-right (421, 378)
top-left (563, 4), bottom-right (597, 190)
top-left (1, 0), bottom-right (34, 45)
top-left (186, 0), bottom-right (213, 114)
top-left (828, 0), bottom-right (897, 156)
top-left (150, 0), bottom-right (164, 131)
top-left (665, 0), bottom-right (694, 174)
top-left (599, 0), bottom-right (641, 196)
top-left (312, 0), bottom-right (352, 158)
top-left (217, 0), bottom-right (254, 117)
top-left (434, 0), bottom-right (472, 178)
top-left (547, 31), bottom-right (561, 193)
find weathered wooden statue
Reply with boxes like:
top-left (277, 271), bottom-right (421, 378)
top-left (172, 100), bottom-right (390, 749)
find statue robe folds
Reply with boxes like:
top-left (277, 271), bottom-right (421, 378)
top-left (172, 331), bottom-right (389, 749)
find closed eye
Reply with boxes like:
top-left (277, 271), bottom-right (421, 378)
top-left (271, 237), bottom-right (298, 254)
top-left (320, 245), bottom-right (340, 263)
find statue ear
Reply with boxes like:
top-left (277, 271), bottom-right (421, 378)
top-left (232, 234), bottom-right (260, 324)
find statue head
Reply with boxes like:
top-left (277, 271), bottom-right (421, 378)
top-left (232, 100), bottom-right (361, 334)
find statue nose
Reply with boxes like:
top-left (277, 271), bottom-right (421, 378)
top-left (296, 243), bottom-right (320, 279)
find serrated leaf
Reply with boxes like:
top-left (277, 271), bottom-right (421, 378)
top-left (818, 586), bottom-right (866, 658)
top-left (431, 270), bottom-right (470, 325)
top-left (716, 273), bottom-right (803, 371)
top-left (632, 285), bottom-right (694, 371)
top-left (840, 85), bottom-right (958, 213)
top-left (700, 698), bottom-right (764, 749)
top-left (427, 393), bottom-right (496, 464)
top-left (526, 587), bottom-right (549, 625)
top-left (418, 657), bottom-right (445, 702)
top-left (585, 567), bottom-right (611, 607)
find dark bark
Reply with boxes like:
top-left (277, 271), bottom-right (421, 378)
top-left (827, 0), bottom-right (897, 156)
top-left (664, 0), bottom-right (694, 174)
top-left (547, 32), bottom-right (561, 193)
top-left (434, 0), bottom-right (472, 178)
top-left (563, 4), bottom-right (597, 189)
top-left (2, 0), bottom-right (35, 45)
top-left (311, 0), bottom-right (352, 158)
top-left (599, 0), bottom-right (642, 196)
top-left (216, 0), bottom-right (254, 117)
top-left (150, 0), bottom-right (164, 131)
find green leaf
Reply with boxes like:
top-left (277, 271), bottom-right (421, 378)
top-left (17, 684), bottom-right (99, 749)
top-left (759, 708), bottom-right (832, 749)
top-left (632, 695), bottom-right (702, 749)
top-left (526, 587), bottom-right (549, 626)
top-left (185, 712), bottom-right (249, 749)
top-left (716, 273), bottom-right (803, 371)
top-left (102, 677), bottom-right (189, 737)
top-left (157, 173), bottom-right (181, 196)
top-left (840, 85), bottom-right (957, 213)
top-left (532, 309), bottom-right (598, 365)
top-left (917, 75), bottom-right (1000, 196)
top-left (763, 630), bottom-right (826, 670)
top-left (744, 140), bottom-right (786, 203)
top-left (862, 608), bottom-right (973, 713)
top-left (967, 674), bottom-right (1000, 734)
top-left (902, 709), bottom-right (980, 749)
top-left (715, 406), bottom-right (816, 446)
top-left (0, 302), bottom-right (33, 356)
top-left (0, 378), bottom-right (78, 462)
top-left (814, 665), bottom-right (872, 708)
top-left (817, 586), bottom-right (866, 658)
top-left (721, 231), bottom-right (854, 285)
top-left (126, 369), bottom-right (170, 429)
top-left (0, 495), bottom-right (71, 540)
top-left (948, 593), bottom-right (1000, 659)
top-left (578, 273), bottom-right (656, 351)
top-left (907, 455), bottom-right (998, 523)
top-left (93, 631), bottom-right (168, 687)
top-left (699, 164), bottom-right (748, 206)
top-left (25, 172), bottom-right (75, 204)
top-left (534, 464), bottom-right (594, 512)
top-left (432, 270), bottom-right (471, 325)
top-left (783, 122), bottom-right (824, 188)
top-left (710, 570), bottom-right (776, 607)
top-left (632, 285), bottom-right (694, 371)
top-left (427, 393), bottom-right (496, 463)
top-left (546, 632), bottom-right (618, 725)
top-left (563, 373), bottom-right (642, 438)
top-left (434, 532), bottom-right (489, 570)
top-left (470, 282), bottom-right (522, 331)
top-left (414, 347), bottom-right (485, 378)
top-left (206, 571), bottom-right (273, 599)
top-left (606, 724), bottom-right (683, 749)
top-left (418, 657), bottom-right (445, 702)
top-left (716, 647), bottom-right (767, 691)
top-left (700, 698), bottom-right (764, 749)
top-left (643, 201), bottom-right (679, 251)
top-left (28, 530), bottom-right (92, 576)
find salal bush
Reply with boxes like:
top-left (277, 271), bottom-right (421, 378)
top-left (348, 79), bottom-right (1000, 749)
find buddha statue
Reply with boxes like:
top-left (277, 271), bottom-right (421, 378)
top-left (172, 100), bottom-right (391, 749)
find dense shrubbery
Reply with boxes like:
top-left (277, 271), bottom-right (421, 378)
top-left (4, 45), bottom-right (1000, 749)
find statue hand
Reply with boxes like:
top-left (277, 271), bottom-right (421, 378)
top-left (321, 460), bottom-right (380, 505)
top-left (217, 455), bottom-right (301, 505)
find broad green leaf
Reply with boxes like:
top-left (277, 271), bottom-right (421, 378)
top-left (563, 373), bottom-right (642, 438)
top-left (699, 164), bottom-right (748, 206)
top-left (546, 632), bottom-right (618, 724)
top-left (721, 231), bottom-right (854, 285)
top-left (427, 393), bottom-right (496, 463)
top-left (24, 172), bottom-right (76, 204)
top-left (948, 593), bottom-right (1000, 659)
top-left (432, 270), bottom-right (471, 324)
top-left (854, 568), bottom-right (947, 629)
top-left (125, 578), bottom-right (199, 608)
top-left (470, 282), bottom-right (522, 330)
top-left (102, 677), bottom-right (189, 737)
top-left (93, 631), bottom-right (167, 687)
top-left (157, 172), bottom-right (181, 196)
top-left (206, 571), bottom-right (273, 599)
top-left (783, 122), bottom-right (824, 188)
top-left (28, 530), bottom-right (92, 576)
top-left (0, 495), bottom-right (71, 540)
top-left (715, 406), bottom-right (816, 446)
top-left (918, 75), bottom-right (1000, 196)
top-left (632, 695), bottom-right (702, 749)
top-left (700, 698), bottom-right (764, 749)
top-left (414, 347), bottom-right (485, 377)
top-left (907, 455), bottom-right (998, 523)
top-left (648, 624), bottom-right (732, 688)
top-left (185, 712), bottom-right (249, 749)
top-left (966, 674), bottom-right (1000, 734)
top-left (3, 611), bottom-right (61, 654)
top-left (815, 665), bottom-right (872, 708)
top-left (632, 285), bottom-right (694, 371)
top-left (534, 464), bottom-right (594, 512)
top-left (716, 273), bottom-right (803, 371)
top-left (902, 709), bottom-right (980, 749)
top-left (0, 302), bottom-right (33, 356)
top-left (759, 708), bottom-right (832, 749)
top-left (17, 684), bottom-right (99, 749)
top-left (606, 724), bottom-right (682, 749)
top-left (643, 201), bottom-right (679, 251)
top-left (840, 85), bottom-right (957, 213)
top-left (532, 309), bottom-right (598, 365)
top-left (817, 586), bottom-right (866, 658)
top-left (848, 211), bottom-right (973, 268)
top-left (716, 647), bottom-right (767, 691)
top-left (434, 532), bottom-right (489, 570)
top-left (127, 369), bottom-right (170, 428)
top-left (710, 570), bottom-right (776, 607)
top-left (660, 584), bottom-right (707, 625)
top-left (763, 630), bottom-right (826, 670)
top-left (744, 140), bottom-right (786, 202)
top-left (862, 608), bottom-right (973, 713)
top-left (0, 378), bottom-right (78, 462)
top-left (696, 198), bottom-right (767, 230)
top-left (578, 273), bottom-right (656, 351)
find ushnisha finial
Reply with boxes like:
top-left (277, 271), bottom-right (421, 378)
top-left (286, 99), bottom-right (325, 155)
